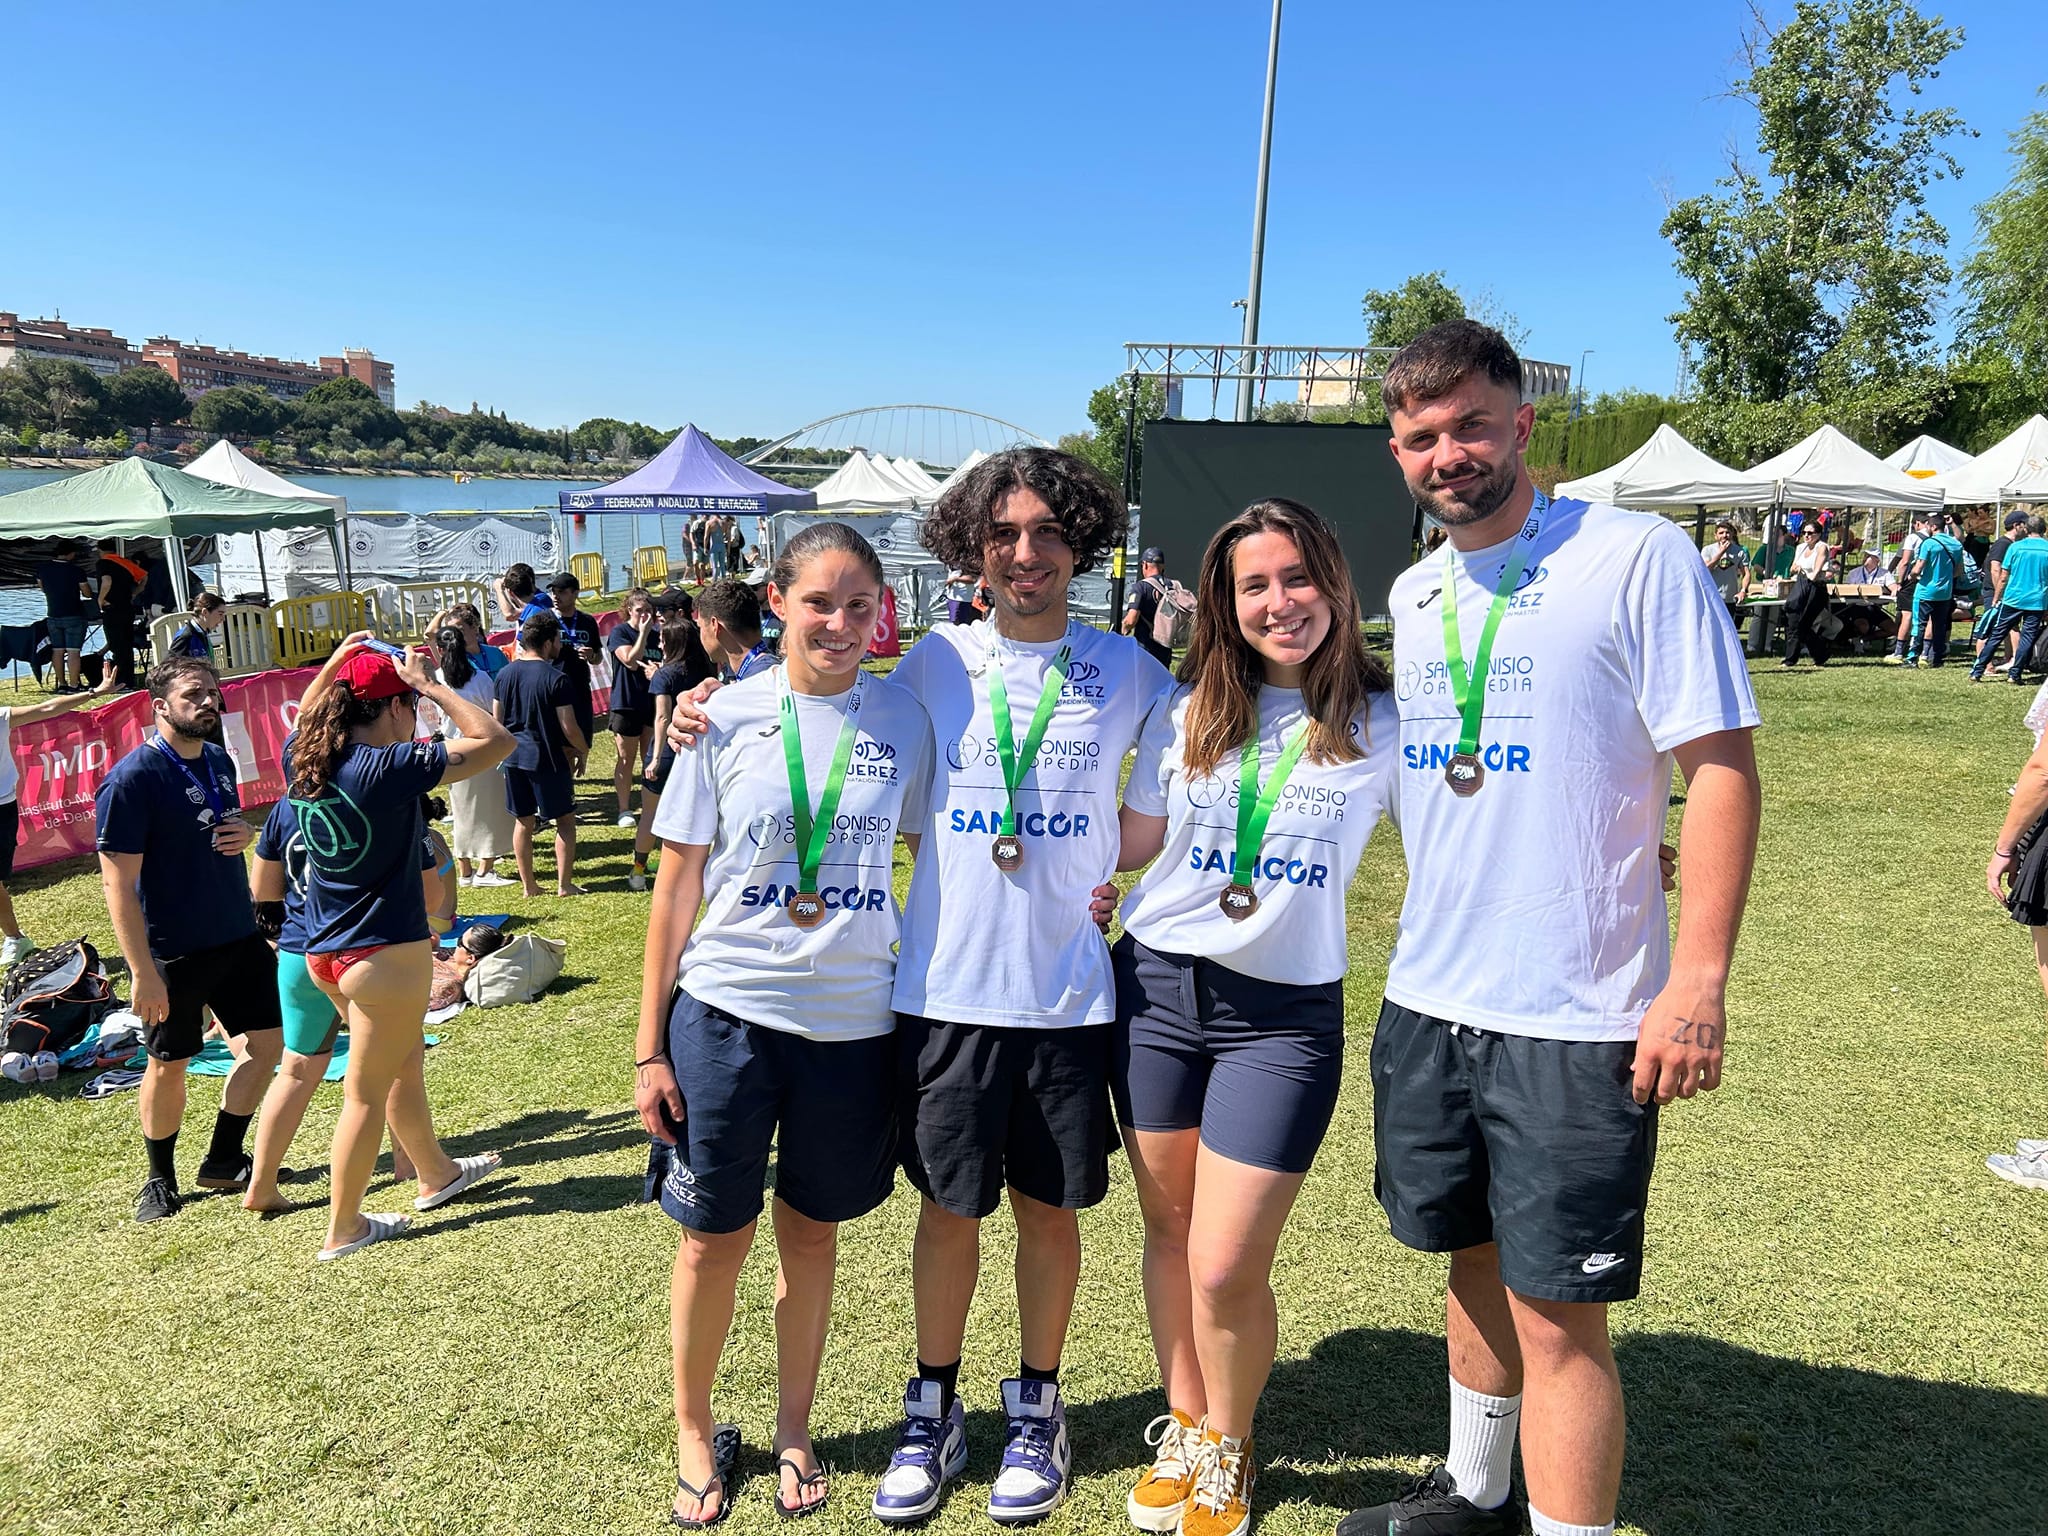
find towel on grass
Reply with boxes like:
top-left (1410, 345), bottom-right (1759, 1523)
top-left (178, 1033), bottom-right (440, 1082)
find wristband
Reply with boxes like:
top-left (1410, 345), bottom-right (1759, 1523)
top-left (635, 1053), bottom-right (668, 1069)
top-left (1996, 846), bottom-right (2017, 858)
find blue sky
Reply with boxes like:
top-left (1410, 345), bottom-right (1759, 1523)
top-left (6, 1), bottom-right (2044, 444)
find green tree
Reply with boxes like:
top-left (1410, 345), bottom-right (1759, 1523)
top-left (296, 375), bottom-right (403, 445)
top-left (1960, 87), bottom-right (2048, 382)
top-left (1077, 374), bottom-right (1165, 496)
top-left (1662, 1), bottom-right (1969, 401)
top-left (0, 357), bottom-right (108, 434)
top-left (1361, 271), bottom-right (1466, 350)
top-left (104, 364), bottom-right (190, 428)
top-left (192, 385), bottom-right (286, 439)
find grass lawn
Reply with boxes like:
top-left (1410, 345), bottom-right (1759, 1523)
top-left (1, 651), bottom-right (2045, 1536)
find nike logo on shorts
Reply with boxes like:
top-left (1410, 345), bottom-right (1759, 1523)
top-left (1581, 1252), bottom-right (1625, 1275)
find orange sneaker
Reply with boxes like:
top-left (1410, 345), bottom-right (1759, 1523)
top-left (1182, 1427), bottom-right (1255, 1536)
top-left (1126, 1409), bottom-right (1200, 1531)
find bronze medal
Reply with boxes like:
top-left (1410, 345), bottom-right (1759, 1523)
top-left (1445, 751), bottom-right (1484, 797)
top-left (787, 891), bottom-right (827, 929)
top-left (1219, 882), bottom-right (1259, 921)
top-left (991, 834), bottom-right (1024, 872)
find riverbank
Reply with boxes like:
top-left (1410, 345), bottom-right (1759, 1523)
top-left (1, 456), bottom-right (609, 481)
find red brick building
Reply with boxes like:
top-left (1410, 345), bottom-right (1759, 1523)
top-left (319, 348), bottom-right (395, 407)
top-left (0, 312), bottom-right (141, 377)
top-left (141, 338), bottom-right (330, 398)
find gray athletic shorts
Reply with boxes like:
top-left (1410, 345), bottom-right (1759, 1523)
top-left (1370, 999), bottom-right (1658, 1303)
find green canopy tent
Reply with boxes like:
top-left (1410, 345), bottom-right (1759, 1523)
top-left (0, 457), bottom-right (345, 609)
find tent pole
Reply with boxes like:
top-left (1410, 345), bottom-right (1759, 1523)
top-left (167, 536), bottom-right (192, 611)
top-left (1694, 504), bottom-right (1706, 549)
top-left (329, 526), bottom-right (349, 594)
top-left (255, 532), bottom-right (271, 602)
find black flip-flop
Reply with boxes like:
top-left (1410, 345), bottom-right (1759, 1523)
top-left (774, 1454), bottom-right (830, 1519)
top-left (670, 1424), bottom-right (742, 1529)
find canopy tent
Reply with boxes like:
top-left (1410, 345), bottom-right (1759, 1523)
top-left (889, 456), bottom-right (943, 495)
top-left (184, 439), bottom-right (348, 516)
top-left (930, 447), bottom-right (990, 498)
top-left (1555, 424), bottom-right (1769, 508)
top-left (1930, 416), bottom-right (2048, 505)
top-left (1882, 434), bottom-right (1972, 480)
top-left (1739, 425), bottom-right (1943, 510)
top-left (0, 457), bottom-right (344, 608)
top-left (559, 424), bottom-right (816, 517)
top-left (811, 450), bottom-right (925, 510)
top-left (217, 511), bottom-right (562, 599)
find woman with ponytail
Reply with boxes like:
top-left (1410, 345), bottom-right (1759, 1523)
top-left (290, 633), bottom-right (515, 1260)
top-left (629, 607), bottom-right (717, 891)
top-left (435, 624), bottom-right (518, 887)
top-left (1107, 500), bottom-right (1399, 1536)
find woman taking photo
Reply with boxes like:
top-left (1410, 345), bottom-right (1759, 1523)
top-left (1110, 499), bottom-right (1399, 1536)
top-left (433, 624), bottom-right (519, 888)
top-left (634, 523), bottom-right (931, 1524)
top-left (609, 588), bottom-right (662, 828)
top-left (289, 635), bottom-right (515, 1260)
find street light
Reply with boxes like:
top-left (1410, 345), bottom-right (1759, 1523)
top-left (1561, 349), bottom-right (1595, 473)
top-left (1235, 0), bottom-right (1283, 423)
top-left (1572, 348), bottom-right (1595, 419)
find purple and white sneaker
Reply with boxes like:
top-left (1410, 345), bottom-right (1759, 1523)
top-left (872, 1377), bottom-right (968, 1524)
top-left (988, 1378), bottom-right (1071, 1524)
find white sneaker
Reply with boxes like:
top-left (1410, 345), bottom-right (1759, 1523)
top-left (2017, 1138), bottom-right (2048, 1157)
top-left (458, 875), bottom-right (476, 889)
top-left (0, 1051), bottom-right (32, 1084)
top-left (627, 870), bottom-right (648, 892)
top-left (471, 871), bottom-right (515, 888)
top-left (0, 935), bottom-right (34, 967)
top-left (1986, 1151), bottom-right (2048, 1191)
top-left (31, 1051), bottom-right (58, 1082)
top-left (616, 812), bottom-right (637, 828)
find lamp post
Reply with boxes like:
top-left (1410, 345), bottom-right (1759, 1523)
top-left (1234, 0), bottom-right (1283, 424)
top-left (1560, 348), bottom-right (1594, 474)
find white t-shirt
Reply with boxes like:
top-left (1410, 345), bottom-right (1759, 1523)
top-left (0, 708), bottom-right (16, 804)
top-left (1121, 685), bottom-right (1400, 984)
top-left (652, 671), bottom-right (932, 1040)
top-left (889, 620), bottom-right (1175, 1028)
top-left (1385, 497), bottom-right (1760, 1042)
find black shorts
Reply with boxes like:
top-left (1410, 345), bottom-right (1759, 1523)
top-left (1897, 577), bottom-right (1918, 612)
top-left (147, 930), bottom-right (282, 1063)
top-left (1370, 999), bottom-right (1657, 1304)
top-left (0, 800), bottom-right (18, 882)
top-left (1110, 935), bottom-right (1343, 1174)
top-left (660, 990), bottom-right (896, 1233)
top-left (504, 766), bottom-right (574, 821)
top-left (610, 706), bottom-right (653, 738)
top-left (895, 1013), bottom-right (1115, 1218)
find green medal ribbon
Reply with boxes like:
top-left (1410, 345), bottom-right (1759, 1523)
top-left (987, 640), bottom-right (1072, 838)
top-left (778, 675), bottom-right (866, 898)
top-left (1230, 720), bottom-right (1312, 887)
top-left (1440, 495), bottom-right (1547, 759)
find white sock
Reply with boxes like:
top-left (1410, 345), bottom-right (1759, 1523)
top-left (1444, 1375), bottom-right (1519, 1510)
top-left (1530, 1510), bottom-right (1613, 1536)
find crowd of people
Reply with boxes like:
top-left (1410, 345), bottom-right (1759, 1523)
top-left (31, 536), bottom-right (172, 694)
top-left (50, 320), bottom-right (2045, 1536)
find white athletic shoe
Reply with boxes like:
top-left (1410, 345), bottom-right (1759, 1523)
top-left (1986, 1151), bottom-right (2048, 1191)
top-left (0, 935), bottom-right (35, 967)
top-left (616, 812), bottom-right (637, 828)
top-left (1, 1051), bottom-right (33, 1084)
top-left (31, 1051), bottom-right (59, 1082)
top-left (2017, 1138), bottom-right (2048, 1157)
top-left (470, 871), bottom-right (515, 888)
top-left (627, 870), bottom-right (648, 892)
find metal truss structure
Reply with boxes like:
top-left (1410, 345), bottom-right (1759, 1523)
top-left (1121, 342), bottom-right (1573, 416)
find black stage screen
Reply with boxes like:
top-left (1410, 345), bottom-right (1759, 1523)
top-left (1138, 421), bottom-right (1418, 616)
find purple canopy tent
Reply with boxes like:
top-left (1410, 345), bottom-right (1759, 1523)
top-left (558, 424), bottom-right (816, 516)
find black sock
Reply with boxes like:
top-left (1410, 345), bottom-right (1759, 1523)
top-left (144, 1132), bottom-right (177, 1185)
top-left (206, 1110), bottom-right (252, 1166)
top-left (917, 1357), bottom-right (961, 1415)
top-left (1019, 1359), bottom-right (1059, 1387)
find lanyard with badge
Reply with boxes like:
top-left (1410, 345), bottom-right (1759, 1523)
top-left (1439, 492), bottom-right (1546, 797)
top-left (984, 628), bottom-right (1072, 871)
top-left (1218, 718), bottom-right (1311, 920)
top-left (776, 671), bottom-right (865, 929)
top-left (736, 643), bottom-right (772, 681)
top-left (148, 732), bottom-right (231, 837)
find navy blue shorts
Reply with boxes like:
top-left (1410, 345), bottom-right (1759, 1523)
top-left (1370, 999), bottom-right (1658, 1304)
top-left (895, 1013), bottom-right (1115, 1219)
top-left (504, 766), bottom-right (574, 821)
top-left (659, 990), bottom-right (897, 1234)
top-left (1110, 935), bottom-right (1345, 1175)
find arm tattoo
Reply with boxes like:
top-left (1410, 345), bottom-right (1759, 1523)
top-left (1668, 1016), bottom-right (1722, 1049)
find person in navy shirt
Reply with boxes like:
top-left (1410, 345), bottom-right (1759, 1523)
top-left (546, 571), bottom-right (602, 758)
top-left (169, 592), bottom-right (228, 660)
top-left (95, 655), bottom-right (283, 1224)
top-left (286, 636), bottom-right (514, 1260)
top-left (495, 612), bottom-right (589, 897)
top-left (35, 543), bottom-right (92, 693)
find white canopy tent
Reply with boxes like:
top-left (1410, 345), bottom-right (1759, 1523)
top-left (1883, 434), bottom-right (1972, 480)
top-left (930, 448), bottom-right (990, 498)
top-left (184, 439), bottom-right (351, 595)
top-left (811, 451), bottom-right (924, 510)
top-left (889, 456), bottom-right (943, 495)
top-left (1930, 416), bottom-right (2048, 506)
top-left (1556, 424), bottom-right (1769, 508)
top-left (1741, 425), bottom-right (1943, 510)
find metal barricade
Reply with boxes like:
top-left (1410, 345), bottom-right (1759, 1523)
top-left (271, 591), bottom-right (370, 667)
top-left (632, 545), bottom-right (670, 587)
top-left (372, 581), bottom-right (493, 644)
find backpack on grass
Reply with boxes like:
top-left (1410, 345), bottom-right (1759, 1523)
top-left (3, 937), bottom-right (116, 1057)
top-left (1148, 577), bottom-right (1198, 651)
